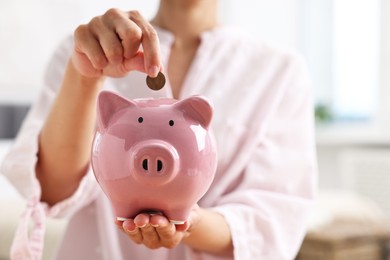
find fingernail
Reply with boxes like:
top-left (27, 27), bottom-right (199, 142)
top-left (148, 66), bottom-right (159, 78)
top-left (124, 226), bottom-right (137, 233)
top-left (151, 223), bottom-right (159, 228)
top-left (136, 223), bottom-right (147, 228)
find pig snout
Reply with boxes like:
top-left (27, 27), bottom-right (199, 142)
top-left (130, 140), bottom-right (180, 185)
top-left (136, 145), bottom-right (175, 175)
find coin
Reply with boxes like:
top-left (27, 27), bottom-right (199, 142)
top-left (146, 72), bottom-right (166, 91)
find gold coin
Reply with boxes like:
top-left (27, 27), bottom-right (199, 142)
top-left (146, 72), bottom-right (166, 91)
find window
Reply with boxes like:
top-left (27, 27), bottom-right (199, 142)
top-left (302, 0), bottom-right (381, 122)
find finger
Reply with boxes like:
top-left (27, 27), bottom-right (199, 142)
top-left (72, 51), bottom-right (102, 78)
top-left (114, 219), bottom-right (127, 234)
top-left (117, 20), bottom-right (142, 59)
top-left (133, 213), bottom-right (150, 228)
top-left (102, 8), bottom-right (142, 60)
top-left (153, 216), bottom-right (176, 239)
top-left (123, 51), bottom-right (146, 72)
top-left (175, 221), bottom-right (190, 232)
top-left (152, 215), bottom-right (182, 249)
top-left (97, 29), bottom-right (124, 65)
top-left (74, 24), bottom-right (108, 70)
top-left (149, 214), bottom-right (168, 228)
top-left (128, 10), bottom-right (162, 77)
top-left (88, 16), bottom-right (123, 65)
top-left (123, 219), bottom-right (143, 244)
top-left (141, 224), bottom-right (161, 249)
top-left (115, 219), bottom-right (123, 228)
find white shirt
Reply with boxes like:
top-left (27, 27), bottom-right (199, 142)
top-left (1, 26), bottom-right (317, 260)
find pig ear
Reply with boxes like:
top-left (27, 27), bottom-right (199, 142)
top-left (97, 91), bottom-right (136, 131)
top-left (175, 96), bottom-right (214, 129)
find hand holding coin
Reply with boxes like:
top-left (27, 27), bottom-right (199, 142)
top-left (146, 72), bottom-right (166, 91)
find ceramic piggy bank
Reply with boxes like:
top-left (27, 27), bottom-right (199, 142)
top-left (91, 91), bottom-right (217, 224)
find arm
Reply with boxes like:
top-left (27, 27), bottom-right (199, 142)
top-left (36, 9), bottom-right (163, 206)
top-left (182, 208), bottom-right (233, 255)
top-left (36, 62), bottom-right (104, 205)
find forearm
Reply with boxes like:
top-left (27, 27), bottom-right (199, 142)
top-left (36, 60), bottom-right (105, 205)
top-left (183, 208), bottom-right (233, 256)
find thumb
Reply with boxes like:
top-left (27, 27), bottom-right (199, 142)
top-left (123, 51), bottom-right (147, 73)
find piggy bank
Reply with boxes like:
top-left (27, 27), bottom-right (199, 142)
top-left (91, 91), bottom-right (217, 224)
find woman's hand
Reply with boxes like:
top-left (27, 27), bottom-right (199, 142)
top-left (72, 9), bottom-right (162, 79)
top-left (115, 205), bottom-right (201, 249)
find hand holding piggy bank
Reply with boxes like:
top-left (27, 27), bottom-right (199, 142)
top-left (91, 91), bottom-right (217, 224)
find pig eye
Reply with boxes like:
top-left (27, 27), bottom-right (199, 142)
top-left (138, 117), bottom-right (143, 123)
top-left (169, 120), bottom-right (174, 126)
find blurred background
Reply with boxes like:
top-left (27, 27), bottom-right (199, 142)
top-left (1, 0), bottom-right (389, 259)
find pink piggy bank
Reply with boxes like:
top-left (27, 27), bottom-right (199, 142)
top-left (91, 91), bottom-right (217, 224)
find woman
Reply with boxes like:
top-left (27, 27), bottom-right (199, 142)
top-left (2, 0), bottom-right (317, 259)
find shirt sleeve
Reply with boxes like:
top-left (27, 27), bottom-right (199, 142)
top-left (193, 53), bottom-right (317, 260)
top-left (1, 36), bottom-right (100, 218)
top-left (0, 36), bottom-right (102, 259)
